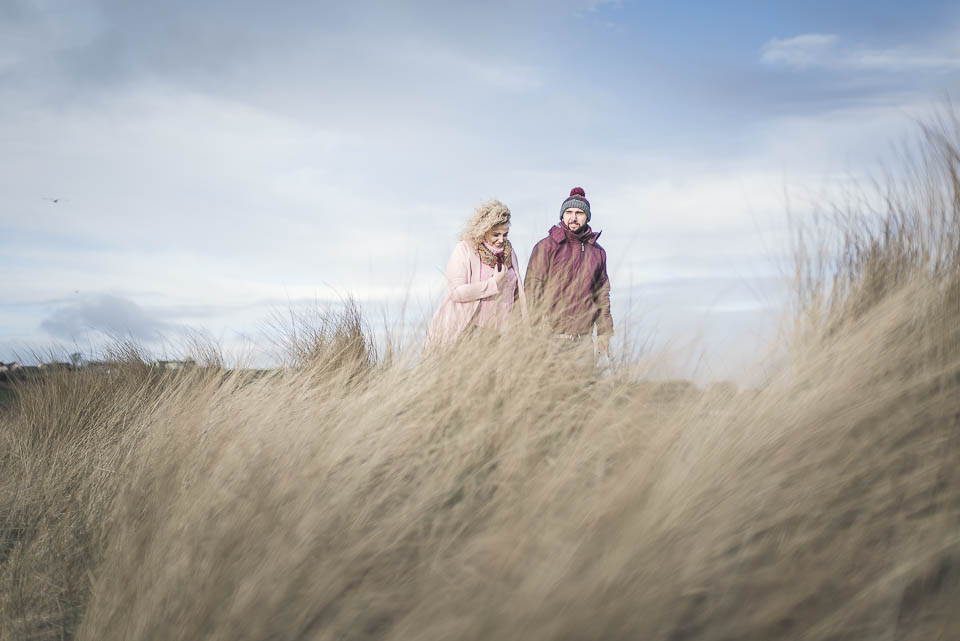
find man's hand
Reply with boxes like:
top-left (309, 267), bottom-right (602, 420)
top-left (597, 334), bottom-right (611, 356)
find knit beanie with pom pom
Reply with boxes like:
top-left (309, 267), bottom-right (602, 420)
top-left (560, 187), bottom-right (591, 222)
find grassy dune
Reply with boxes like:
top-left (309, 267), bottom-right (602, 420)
top-left (2, 121), bottom-right (960, 640)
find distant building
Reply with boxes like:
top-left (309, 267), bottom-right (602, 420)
top-left (155, 360), bottom-right (196, 371)
top-left (1, 363), bottom-right (32, 383)
top-left (39, 362), bottom-right (72, 371)
top-left (84, 361), bottom-right (116, 375)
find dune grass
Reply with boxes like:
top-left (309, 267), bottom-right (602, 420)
top-left (2, 118), bottom-right (960, 640)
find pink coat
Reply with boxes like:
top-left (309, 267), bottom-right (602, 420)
top-left (427, 240), bottom-right (528, 349)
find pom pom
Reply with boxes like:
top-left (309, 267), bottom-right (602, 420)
top-left (570, 187), bottom-right (586, 197)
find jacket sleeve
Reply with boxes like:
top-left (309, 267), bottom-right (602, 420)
top-left (594, 250), bottom-right (614, 336)
top-left (524, 240), bottom-right (549, 313)
top-left (446, 243), bottom-right (499, 303)
top-left (511, 249), bottom-right (529, 324)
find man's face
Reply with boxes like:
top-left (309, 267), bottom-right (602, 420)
top-left (562, 208), bottom-right (588, 232)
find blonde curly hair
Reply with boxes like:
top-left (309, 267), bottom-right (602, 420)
top-left (460, 199), bottom-right (511, 247)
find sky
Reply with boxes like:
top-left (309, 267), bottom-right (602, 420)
top-left (2, 0), bottom-right (959, 378)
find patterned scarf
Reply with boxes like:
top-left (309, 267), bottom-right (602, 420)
top-left (477, 239), bottom-right (513, 272)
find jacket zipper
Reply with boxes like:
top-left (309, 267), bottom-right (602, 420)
top-left (581, 242), bottom-right (584, 253)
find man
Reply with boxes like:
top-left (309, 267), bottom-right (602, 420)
top-left (525, 187), bottom-right (613, 355)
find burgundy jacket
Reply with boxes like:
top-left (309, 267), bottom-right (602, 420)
top-left (524, 224), bottom-right (613, 336)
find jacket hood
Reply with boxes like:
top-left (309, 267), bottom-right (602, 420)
top-left (549, 224), bottom-right (601, 245)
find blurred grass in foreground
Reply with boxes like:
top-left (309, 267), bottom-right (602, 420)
top-left (2, 113), bottom-right (960, 640)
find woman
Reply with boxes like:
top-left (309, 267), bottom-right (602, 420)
top-left (426, 199), bottom-right (527, 350)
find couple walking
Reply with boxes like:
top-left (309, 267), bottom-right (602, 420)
top-left (427, 187), bottom-right (613, 354)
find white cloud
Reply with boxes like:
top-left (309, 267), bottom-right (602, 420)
top-left (762, 32), bottom-right (960, 71)
top-left (40, 294), bottom-right (175, 342)
top-left (761, 33), bottom-right (839, 68)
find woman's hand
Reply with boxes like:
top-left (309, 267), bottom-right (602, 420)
top-left (492, 265), bottom-right (510, 289)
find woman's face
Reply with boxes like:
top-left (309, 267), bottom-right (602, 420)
top-left (484, 223), bottom-right (510, 250)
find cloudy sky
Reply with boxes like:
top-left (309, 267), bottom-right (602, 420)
top-left (2, 0), bottom-right (959, 376)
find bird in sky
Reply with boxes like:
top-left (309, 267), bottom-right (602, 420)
top-left (41, 197), bottom-right (67, 204)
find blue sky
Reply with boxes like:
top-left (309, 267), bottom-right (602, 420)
top-left (2, 0), bottom-right (959, 378)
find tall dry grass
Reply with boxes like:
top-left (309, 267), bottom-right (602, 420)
top-left (2, 118), bottom-right (960, 640)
